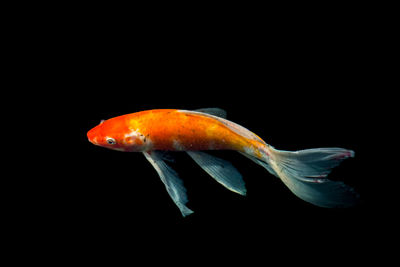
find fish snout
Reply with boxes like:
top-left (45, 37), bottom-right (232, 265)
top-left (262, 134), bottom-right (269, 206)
top-left (87, 128), bottom-right (99, 145)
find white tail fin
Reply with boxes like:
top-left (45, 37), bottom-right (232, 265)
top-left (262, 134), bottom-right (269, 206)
top-left (267, 147), bottom-right (359, 208)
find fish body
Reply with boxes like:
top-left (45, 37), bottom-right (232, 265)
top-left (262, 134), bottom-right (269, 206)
top-left (88, 109), bottom-right (266, 157)
top-left (88, 108), bottom-right (359, 216)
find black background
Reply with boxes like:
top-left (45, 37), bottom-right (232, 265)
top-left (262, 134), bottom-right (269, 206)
top-left (10, 3), bottom-right (391, 263)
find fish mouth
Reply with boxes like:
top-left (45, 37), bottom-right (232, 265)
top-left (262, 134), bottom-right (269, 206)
top-left (89, 137), bottom-right (98, 145)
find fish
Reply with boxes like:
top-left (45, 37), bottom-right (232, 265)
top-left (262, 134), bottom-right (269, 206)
top-left (87, 108), bottom-right (359, 216)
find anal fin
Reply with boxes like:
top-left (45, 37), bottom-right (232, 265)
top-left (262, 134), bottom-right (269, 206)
top-left (239, 152), bottom-right (279, 178)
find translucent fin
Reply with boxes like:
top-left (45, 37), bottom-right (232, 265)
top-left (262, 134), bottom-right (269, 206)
top-left (272, 148), bottom-right (355, 182)
top-left (143, 152), bottom-right (194, 217)
top-left (239, 152), bottom-right (279, 178)
top-left (187, 151), bottom-right (247, 196)
top-left (269, 147), bottom-right (359, 208)
top-left (194, 108), bottom-right (227, 118)
top-left (155, 151), bottom-right (176, 163)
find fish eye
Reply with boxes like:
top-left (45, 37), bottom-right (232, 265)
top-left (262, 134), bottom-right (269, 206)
top-left (106, 137), bottom-right (116, 145)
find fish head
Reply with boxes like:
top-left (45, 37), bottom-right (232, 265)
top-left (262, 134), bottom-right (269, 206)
top-left (87, 118), bottom-right (145, 152)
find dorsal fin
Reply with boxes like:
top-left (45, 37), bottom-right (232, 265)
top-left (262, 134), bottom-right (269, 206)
top-left (194, 108), bottom-right (227, 118)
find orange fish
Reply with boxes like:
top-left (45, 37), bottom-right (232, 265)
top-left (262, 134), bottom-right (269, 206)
top-left (87, 108), bottom-right (358, 216)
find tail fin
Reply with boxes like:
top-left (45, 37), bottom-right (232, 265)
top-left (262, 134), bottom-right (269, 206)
top-left (267, 147), bottom-right (359, 208)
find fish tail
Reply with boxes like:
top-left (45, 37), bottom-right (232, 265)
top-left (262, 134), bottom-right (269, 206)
top-left (251, 146), bottom-right (359, 208)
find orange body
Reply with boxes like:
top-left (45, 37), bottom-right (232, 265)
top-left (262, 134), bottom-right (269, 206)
top-left (87, 109), bottom-right (264, 157)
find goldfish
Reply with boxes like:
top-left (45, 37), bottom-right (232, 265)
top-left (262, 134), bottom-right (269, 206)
top-left (87, 108), bottom-right (359, 216)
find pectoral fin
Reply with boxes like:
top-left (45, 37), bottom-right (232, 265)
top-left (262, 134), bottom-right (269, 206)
top-left (187, 151), bottom-right (247, 196)
top-left (143, 152), bottom-right (194, 217)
